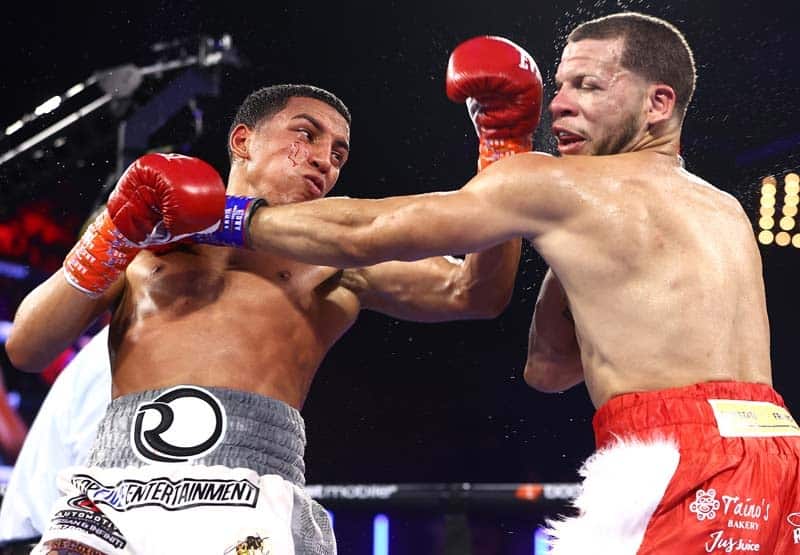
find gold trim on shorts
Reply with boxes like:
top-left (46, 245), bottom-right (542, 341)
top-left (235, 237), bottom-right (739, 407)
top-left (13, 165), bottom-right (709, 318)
top-left (708, 399), bottom-right (800, 437)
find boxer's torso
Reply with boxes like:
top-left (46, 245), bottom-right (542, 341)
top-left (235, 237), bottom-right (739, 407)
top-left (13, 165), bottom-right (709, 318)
top-left (109, 243), bottom-right (360, 408)
top-left (533, 152), bottom-right (771, 407)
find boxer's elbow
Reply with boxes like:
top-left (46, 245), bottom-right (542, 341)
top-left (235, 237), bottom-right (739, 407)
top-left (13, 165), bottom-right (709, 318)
top-left (4, 332), bottom-right (44, 373)
top-left (523, 353), bottom-right (583, 393)
top-left (523, 359), bottom-right (562, 392)
top-left (485, 284), bottom-right (514, 317)
top-left (448, 265), bottom-right (515, 320)
top-left (453, 285), bottom-right (512, 319)
top-left (472, 298), bottom-right (509, 319)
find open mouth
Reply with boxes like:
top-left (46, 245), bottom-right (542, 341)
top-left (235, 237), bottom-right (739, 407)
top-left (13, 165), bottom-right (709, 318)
top-left (553, 128), bottom-right (587, 153)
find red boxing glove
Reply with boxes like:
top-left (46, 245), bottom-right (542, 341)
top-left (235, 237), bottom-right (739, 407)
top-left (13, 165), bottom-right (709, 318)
top-left (109, 153), bottom-right (225, 245)
top-left (63, 153), bottom-right (226, 297)
top-left (446, 35), bottom-right (543, 170)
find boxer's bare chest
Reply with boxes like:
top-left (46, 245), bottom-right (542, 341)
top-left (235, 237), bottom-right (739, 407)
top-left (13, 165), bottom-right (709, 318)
top-left (110, 245), bottom-right (359, 402)
top-left (122, 244), bottom-right (352, 321)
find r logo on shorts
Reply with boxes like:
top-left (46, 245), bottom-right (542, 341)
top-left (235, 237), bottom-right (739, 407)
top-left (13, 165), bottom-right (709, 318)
top-left (131, 385), bottom-right (227, 463)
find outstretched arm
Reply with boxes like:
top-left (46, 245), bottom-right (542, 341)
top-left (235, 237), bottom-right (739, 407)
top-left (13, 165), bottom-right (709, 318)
top-left (523, 268), bottom-right (584, 392)
top-left (246, 150), bottom-right (584, 267)
top-left (247, 181), bottom-right (508, 267)
top-left (247, 151), bottom-right (575, 268)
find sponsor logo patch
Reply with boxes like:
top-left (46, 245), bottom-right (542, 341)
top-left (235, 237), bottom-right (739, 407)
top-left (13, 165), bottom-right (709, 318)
top-left (688, 488), bottom-right (770, 552)
top-left (787, 512), bottom-right (800, 544)
top-left (224, 534), bottom-right (272, 554)
top-left (690, 489), bottom-right (721, 521)
top-left (131, 385), bottom-right (226, 463)
top-left (72, 473), bottom-right (259, 511)
top-left (708, 400), bottom-right (800, 437)
top-left (52, 495), bottom-right (127, 549)
top-left (704, 530), bottom-right (761, 552)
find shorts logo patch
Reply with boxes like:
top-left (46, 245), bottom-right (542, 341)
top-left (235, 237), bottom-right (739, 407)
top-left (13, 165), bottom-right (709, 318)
top-left (131, 385), bottom-right (226, 463)
top-left (71, 474), bottom-right (260, 511)
top-left (690, 488), bottom-right (721, 521)
top-left (67, 495), bottom-right (102, 513)
top-left (224, 534), bottom-right (272, 554)
top-left (787, 512), bottom-right (800, 544)
top-left (53, 495), bottom-right (127, 549)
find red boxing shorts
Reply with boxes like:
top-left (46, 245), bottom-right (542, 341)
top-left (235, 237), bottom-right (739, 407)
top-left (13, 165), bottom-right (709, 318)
top-left (545, 381), bottom-right (800, 554)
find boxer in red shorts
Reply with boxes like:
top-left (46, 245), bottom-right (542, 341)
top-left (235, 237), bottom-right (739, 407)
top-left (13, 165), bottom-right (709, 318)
top-left (207, 12), bottom-right (800, 554)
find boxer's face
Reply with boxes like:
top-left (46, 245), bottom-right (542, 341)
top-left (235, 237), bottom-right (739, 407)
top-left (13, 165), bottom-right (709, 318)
top-left (550, 37), bottom-right (649, 156)
top-left (234, 97), bottom-right (350, 205)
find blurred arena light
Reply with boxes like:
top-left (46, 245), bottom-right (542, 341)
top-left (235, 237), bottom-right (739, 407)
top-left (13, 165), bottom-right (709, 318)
top-left (0, 320), bottom-right (11, 343)
top-left (0, 261), bottom-right (29, 280)
top-left (373, 514), bottom-right (389, 555)
top-left (757, 172), bottom-right (800, 247)
top-left (534, 525), bottom-right (552, 554)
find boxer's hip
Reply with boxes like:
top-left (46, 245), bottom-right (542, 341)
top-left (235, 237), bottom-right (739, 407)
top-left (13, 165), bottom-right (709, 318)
top-left (592, 380), bottom-right (799, 450)
top-left (35, 386), bottom-right (336, 554)
top-left (86, 385), bottom-right (308, 486)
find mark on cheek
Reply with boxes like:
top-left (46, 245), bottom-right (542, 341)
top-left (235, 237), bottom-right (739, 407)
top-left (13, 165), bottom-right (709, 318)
top-left (288, 141), bottom-right (309, 167)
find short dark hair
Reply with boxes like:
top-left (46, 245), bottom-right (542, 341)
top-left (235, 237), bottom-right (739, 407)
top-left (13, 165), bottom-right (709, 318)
top-left (227, 84), bottom-right (351, 159)
top-left (568, 12), bottom-right (696, 119)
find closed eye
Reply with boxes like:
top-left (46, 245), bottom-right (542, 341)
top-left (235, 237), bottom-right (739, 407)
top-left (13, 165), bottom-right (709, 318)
top-left (578, 76), bottom-right (602, 90)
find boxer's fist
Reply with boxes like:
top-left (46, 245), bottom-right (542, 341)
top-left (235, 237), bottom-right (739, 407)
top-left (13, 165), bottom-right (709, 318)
top-left (446, 36), bottom-right (543, 169)
top-left (63, 153), bottom-right (226, 297)
top-left (109, 153), bottom-right (225, 245)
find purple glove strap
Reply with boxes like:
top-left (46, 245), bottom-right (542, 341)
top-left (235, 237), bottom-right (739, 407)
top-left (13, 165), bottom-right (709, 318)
top-left (193, 195), bottom-right (264, 248)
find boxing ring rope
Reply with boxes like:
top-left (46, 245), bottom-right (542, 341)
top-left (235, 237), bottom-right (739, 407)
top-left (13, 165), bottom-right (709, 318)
top-left (305, 481), bottom-right (580, 509)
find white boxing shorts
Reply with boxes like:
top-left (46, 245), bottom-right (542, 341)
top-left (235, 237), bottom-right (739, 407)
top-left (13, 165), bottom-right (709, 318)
top-left (32, 385), bottom-right (335, 555)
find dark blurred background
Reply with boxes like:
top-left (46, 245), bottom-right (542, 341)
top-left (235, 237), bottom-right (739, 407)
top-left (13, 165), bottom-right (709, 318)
top-left (0, 1), bottom-right (798, 553)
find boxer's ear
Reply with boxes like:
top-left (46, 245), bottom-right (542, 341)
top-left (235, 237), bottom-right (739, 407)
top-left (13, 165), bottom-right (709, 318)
top-left (229, 124), bottom-right (253, 162)
top-left (646, 83), bottom-right (676, 125)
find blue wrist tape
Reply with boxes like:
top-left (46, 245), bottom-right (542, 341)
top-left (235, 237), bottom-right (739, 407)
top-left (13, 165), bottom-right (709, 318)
top-left (193, 195), bottom-right (266, 248)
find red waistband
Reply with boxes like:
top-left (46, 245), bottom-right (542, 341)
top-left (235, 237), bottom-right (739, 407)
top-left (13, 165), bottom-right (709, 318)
top-left (592, 381), bottom-right (785, 449)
